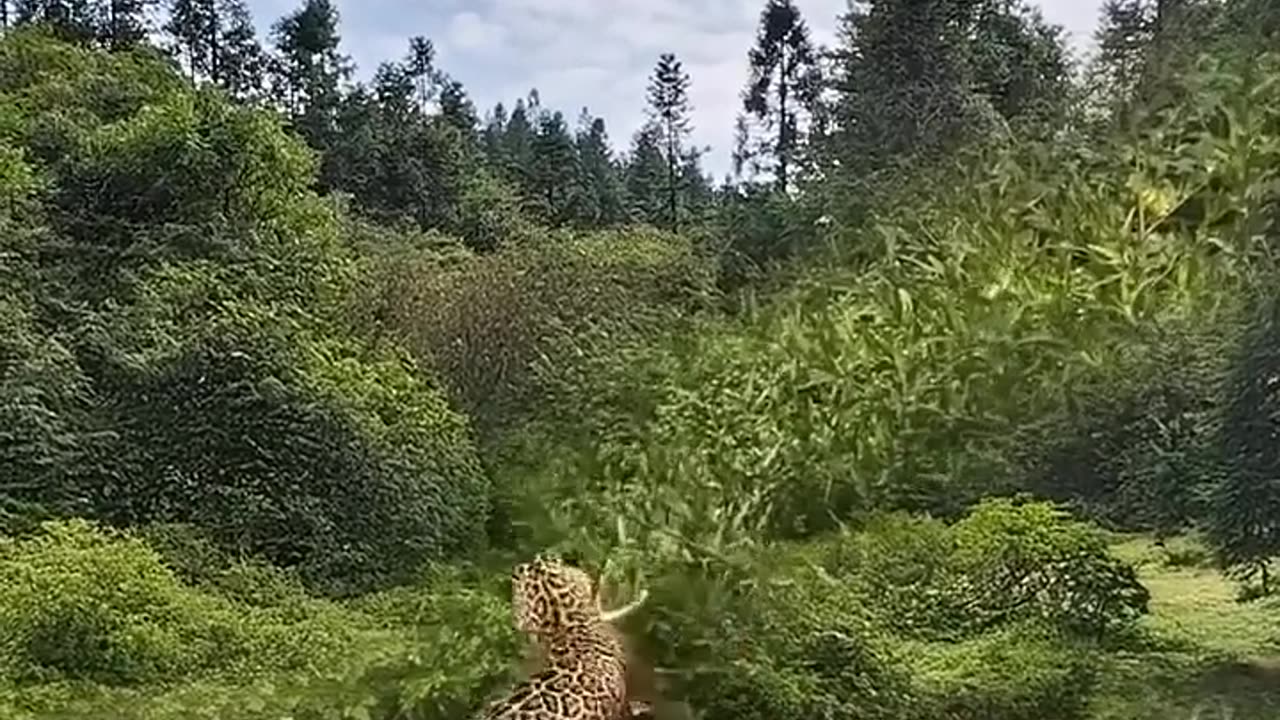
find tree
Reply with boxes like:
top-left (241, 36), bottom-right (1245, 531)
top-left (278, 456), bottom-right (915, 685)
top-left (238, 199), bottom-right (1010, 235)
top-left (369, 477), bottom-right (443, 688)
top-left (623, 123), bottom-right (667, 226)
top-left (1090, 0), bottom-right (1158, 121)
top-left (217, 0), bottom-right (266, 99)
top-left (646, 53), bottom-right (692, 230)
top-left (827, 0), bottom-right (1068, 180)
top-left (528, 110), bottom-right (580, 226)
top-left (1208, 293), bottom-right (1280, 596)
top-left (13, 0), bottom-right (99, 44)
top-left (100, 0), bottom-right (150, 49)
top-left (574, 110), bottom-right (624, 227)
top-left (405, 35), bottom-right (434, 109)
top-left (271, 0), bottom-right (351, 150)
top-left (438, 76), bottom-right (479, 136)
top-left (743, 0), bottom-right (819, 193)
top-left (164, 0), bottom-right (216, 79)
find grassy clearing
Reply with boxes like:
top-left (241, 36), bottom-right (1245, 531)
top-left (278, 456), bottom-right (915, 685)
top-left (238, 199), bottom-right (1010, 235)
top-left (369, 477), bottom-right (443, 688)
top-left (1090, 536), bottom-right (1280, 720)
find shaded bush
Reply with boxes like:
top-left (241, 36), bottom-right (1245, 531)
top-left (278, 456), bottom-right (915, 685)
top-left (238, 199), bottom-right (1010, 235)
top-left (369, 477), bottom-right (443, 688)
top-left (1208, 286), bottom-right (1280, 593)
top-left (384, 226), bottom-right (716, 438)
top-left (623, 500), bottom-right (1143, 720)
top-left (1018, 320), bottom-right (1233, 534)
top-left (88, 330), bottom-right (486, 595)
top-left (0, 296), bottom-right (96, 527)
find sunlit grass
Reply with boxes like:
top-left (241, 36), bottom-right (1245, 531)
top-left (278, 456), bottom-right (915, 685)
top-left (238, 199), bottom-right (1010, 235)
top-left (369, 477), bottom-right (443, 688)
top-left (1089, 535), bottom-right (1280, 720)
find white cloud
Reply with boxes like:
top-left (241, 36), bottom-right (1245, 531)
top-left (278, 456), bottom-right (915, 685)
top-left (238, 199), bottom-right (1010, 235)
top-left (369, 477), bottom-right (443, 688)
top-left (251, 0), bottom-right (1107, 178)
top-left (448, 11), bottom-right (509, 52)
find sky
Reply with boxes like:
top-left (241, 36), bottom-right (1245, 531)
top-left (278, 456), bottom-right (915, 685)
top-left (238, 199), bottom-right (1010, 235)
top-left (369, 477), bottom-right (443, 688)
top-left (244, 0), bottom-right (1107, 179)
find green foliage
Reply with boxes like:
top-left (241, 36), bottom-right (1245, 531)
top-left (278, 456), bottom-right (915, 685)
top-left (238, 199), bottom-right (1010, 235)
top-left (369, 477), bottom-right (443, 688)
top-left (1207, 288), bottom-right (1280, 593)
top-left (384, 226), bottom-right (717, 438)
top-left (0, 520), bottom-right (359, 686)
top-left (1019, 320), bottom-right (1233, 533)
top-left (826, 0), bottom-right (1070, 180)
top-left (507, 52), bottom-right (1280, 555)
top-left (0, 30), bottom-right (488, 593)
top-left (913, 624), bottom-right (1096, 720)
top-left (0, 295), bottom-right (94, 527)
top-left (90, 329), bottom-right (486, 595)
top-left (625, 501), bottom-right (1141, 720)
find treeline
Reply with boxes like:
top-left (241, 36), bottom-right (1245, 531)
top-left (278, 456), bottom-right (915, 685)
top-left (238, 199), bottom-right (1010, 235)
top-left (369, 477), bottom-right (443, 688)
top-left (0, 0), bottom-right (1084, 267)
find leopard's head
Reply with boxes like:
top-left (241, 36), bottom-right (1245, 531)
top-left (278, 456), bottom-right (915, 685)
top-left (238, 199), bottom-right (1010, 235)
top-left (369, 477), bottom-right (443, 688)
top-left (511, 553), bottom-right (601, 636)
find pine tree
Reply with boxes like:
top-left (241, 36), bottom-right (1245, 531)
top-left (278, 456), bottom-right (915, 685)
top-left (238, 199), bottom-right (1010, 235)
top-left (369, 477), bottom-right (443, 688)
top-left (499, 97), bottom-right (536, 195)
top-left (529, 110), bottom-right (580, 225)
top-left (828, 0), bottom-right (1067, 179)
top-left (14, 0), bottom-right (99, 44)
top-left (482, 102), bottom-right (509, 164)
top-left (574, 109), bottom-right (624, 226)
top-left (624, 123), bottom-right (667, 226)
top-left (438, 77), bottom-right (478, 136)
top-left (405, 35), bottom-right (434, 109)
top-left (271, 0), bottom-right (351, 150)
top-left (743, 0), bottom-right (819, 193)
top-left (164, 0), bottom-right (216, 79)
top-left (1208, 293), bottom-right (1280, 595)
top-left (218, 0), bottom-right (266, 100)
top-left (645, 53), bottom-right (692, 231)
top-left (100, 0), bottom-right (149, 49)
top-left (1091, 0), bottom-right (1157, 119)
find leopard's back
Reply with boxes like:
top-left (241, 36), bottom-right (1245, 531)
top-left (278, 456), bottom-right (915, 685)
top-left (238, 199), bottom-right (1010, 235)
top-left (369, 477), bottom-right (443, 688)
top-left (479, 555), bottom-right (632, 720)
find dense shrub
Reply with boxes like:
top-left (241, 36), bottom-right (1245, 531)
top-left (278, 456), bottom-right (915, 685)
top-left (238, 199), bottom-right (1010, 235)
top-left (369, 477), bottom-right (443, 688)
top-left (0, 296), bottom-right (96, 527)
top-left (0, 29), bottom-right (490, 592)
top-left (86, 329), bottom-right (486, 595)
top-left (384, 225), bottom-right (717, 437)
top-left (913, 624), bottom-right (1097, 720)
top-left (1018, 320), bottom-right (1234, 533)
top-left (0, 520), bottom-right (359, 686)
top-left (803, 500), bottom-right (1150, 640)
top-left (621, 500), bottom-right (1144, 720)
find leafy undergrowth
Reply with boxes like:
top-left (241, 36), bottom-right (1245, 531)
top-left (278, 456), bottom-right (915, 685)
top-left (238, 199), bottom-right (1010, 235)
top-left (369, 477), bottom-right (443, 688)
top-left (3, 520), bottom-right (1280, 720)
top-left (1089, 536), bottom-right (1280, 719)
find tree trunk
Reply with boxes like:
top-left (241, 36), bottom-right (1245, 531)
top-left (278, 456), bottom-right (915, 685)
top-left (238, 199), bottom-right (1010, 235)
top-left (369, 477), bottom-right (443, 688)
top-left (665, 119), bottom-right (678, 232)
top-left (777, 42), bottom-right (788, 194)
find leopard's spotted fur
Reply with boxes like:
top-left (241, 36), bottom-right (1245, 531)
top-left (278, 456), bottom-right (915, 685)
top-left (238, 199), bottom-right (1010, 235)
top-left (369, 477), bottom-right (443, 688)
top-left (480, 555), bottom-right (638, 720)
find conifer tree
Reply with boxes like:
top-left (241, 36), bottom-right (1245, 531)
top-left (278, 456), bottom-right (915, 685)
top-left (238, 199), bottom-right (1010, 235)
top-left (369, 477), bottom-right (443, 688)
top-left (529, 110), bottom-right (580, 225)
top-left (14, 0), bottom-right (99, 44)
top-left (575, 109), bottom-right (624, 226)
top-left (743, 0), bottom-right (819, 193)
top-left (271, 0), bottom-right (351, 149)
top-left (101, 0), bottom-right (149, 49)
top-left (218, 0), bottom-right (266, 99)
top-left (645, 52), bottom-right (692, 230)
top-left (1208, 293), bottom-right (1280, 595)
top-left (624, 123), bottom-right (667, 226)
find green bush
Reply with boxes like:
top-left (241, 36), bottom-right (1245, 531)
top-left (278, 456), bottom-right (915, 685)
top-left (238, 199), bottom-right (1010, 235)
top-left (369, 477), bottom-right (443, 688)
top-left (0, 520), bottom-right (359, 686)
top-left (622, 501), bottom-right (1142, 720)
top-left (385, 225), bottom-right (716, 438)
top-left (89, 329), bottom-right (486, 595)
top-left (913, 624), bottom-right (1097, 720)
top-left (0, 296), bottom-right (94, 527)
top-left (1017, 320), bottom-right (1233, 533)
top-left (0, 30), bottom-right (489, 592)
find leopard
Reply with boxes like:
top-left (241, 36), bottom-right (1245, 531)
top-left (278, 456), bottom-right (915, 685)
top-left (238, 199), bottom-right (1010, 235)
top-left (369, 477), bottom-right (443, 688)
top-left (479, 554), bottom-right (648, 720)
